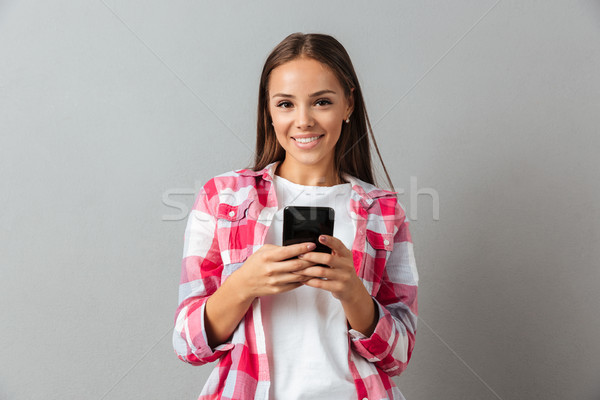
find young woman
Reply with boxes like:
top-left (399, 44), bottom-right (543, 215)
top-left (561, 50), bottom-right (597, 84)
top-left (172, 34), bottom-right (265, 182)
top-left (173, 33), bottom-right (418, 400)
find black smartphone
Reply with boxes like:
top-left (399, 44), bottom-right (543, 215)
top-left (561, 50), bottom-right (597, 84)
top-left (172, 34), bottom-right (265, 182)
top-left (282, 206), bottom-right (335, 254)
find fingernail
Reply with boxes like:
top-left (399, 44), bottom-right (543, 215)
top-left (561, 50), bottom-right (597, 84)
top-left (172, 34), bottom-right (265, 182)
top-left (319, 235), bottom-right (326, 242)
top-left (307, 243), bottom-right (316, 250)
top-left (298, 253), bottom-right (304, 259)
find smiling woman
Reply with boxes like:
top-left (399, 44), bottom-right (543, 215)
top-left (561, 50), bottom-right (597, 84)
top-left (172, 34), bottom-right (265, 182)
top-left (269, 57), bottom-right (353, 186)
top-left (172, 32), bottom-right (419, 400)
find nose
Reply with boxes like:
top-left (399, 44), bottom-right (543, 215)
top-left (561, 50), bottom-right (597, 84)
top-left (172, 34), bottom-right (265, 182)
top-left (295, 105), bottom-right (314, 129)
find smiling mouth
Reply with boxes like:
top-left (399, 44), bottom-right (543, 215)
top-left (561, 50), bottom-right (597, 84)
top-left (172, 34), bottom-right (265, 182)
top-left (292, 135), bottom-right (324, 143)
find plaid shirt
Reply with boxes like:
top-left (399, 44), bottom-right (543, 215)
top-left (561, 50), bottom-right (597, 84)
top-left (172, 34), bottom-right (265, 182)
top-left (173, 161), bottom-right (418, 400)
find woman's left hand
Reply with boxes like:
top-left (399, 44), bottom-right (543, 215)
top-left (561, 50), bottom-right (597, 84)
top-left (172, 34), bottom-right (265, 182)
top-left (296, 234), bottom-right (379, 336)
top-left (296, 234), bottom-right (363, 302)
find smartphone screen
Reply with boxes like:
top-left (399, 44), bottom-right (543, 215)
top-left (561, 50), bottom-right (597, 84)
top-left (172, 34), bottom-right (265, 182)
top-left (282, 206), bottom-right (335, 254)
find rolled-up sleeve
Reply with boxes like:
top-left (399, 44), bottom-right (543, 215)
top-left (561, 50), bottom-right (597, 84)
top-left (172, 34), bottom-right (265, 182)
top-left (349, 200), bottom-right (418, 376)
top-left (172, 180), bottom-right (234, 365)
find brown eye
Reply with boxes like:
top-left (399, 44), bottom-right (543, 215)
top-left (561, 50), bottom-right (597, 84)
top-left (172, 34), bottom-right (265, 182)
top-left (277, 101), bottom-right (293, 108)
top-left (315, 99), bottom-right (332, 106)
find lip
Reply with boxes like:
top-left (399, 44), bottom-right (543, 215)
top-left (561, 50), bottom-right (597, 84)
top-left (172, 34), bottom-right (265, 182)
top-left (291, 133), bottom-right (324, 139)
top-left (292, 134), bottom-right (324, 150)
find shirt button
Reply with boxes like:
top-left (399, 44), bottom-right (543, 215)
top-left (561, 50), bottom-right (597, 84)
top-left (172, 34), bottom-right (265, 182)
top-left (228, 211), bottom-right (235, 217)
top-left (383, 239), bottom-right (390, 246)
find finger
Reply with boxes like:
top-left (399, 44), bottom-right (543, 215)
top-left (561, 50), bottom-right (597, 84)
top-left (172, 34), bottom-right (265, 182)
top-left (270, 242), bottom-right (317, 262)
top-left (284, 273), bottom-right (314, 284)
top-left (298, 251), bottom-right (335, 267)
top-left (273, 258), bottom-right (317, 273)
top-left (294, 265), bottom-right (333, 280)
top-left (270, 272), bottom-right (314, 286)
top-left (318, 235), bottom-right (351, 256)
top-left (302, 277), bottom-right (334, 291)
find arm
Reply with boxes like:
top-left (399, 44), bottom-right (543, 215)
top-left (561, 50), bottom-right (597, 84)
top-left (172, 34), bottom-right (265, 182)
top-left (296, 234), bottom-right (379, 336)
top-left (172, 180), bottom-right (234, 365)
top-left (173, 180), bottom-right (319, 364)
top-left (204, 241), bottom-right (317, 347)
top-left (348, 200), bottom-right (419, 376)
top-left (295, 199), bottom-right (418, 376)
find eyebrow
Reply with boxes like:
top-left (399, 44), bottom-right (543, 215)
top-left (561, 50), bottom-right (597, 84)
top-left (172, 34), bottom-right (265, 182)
top-left (271, 89), bottom-right (337, 99)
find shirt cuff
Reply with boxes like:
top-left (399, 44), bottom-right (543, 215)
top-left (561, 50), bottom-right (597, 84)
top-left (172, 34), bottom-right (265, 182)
top-left (348, 299), bottom-right (392, 362)
top-left (198, 300), bottom-right (235, 357)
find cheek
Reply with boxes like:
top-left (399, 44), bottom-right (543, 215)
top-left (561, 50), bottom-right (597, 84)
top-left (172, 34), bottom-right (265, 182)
top-left (271, 117), bottom-right (286, 136)
top-left (323, 116), bottom-right (343, 134)
top-left (270, 110), bottom-right (291, 128)
top-left (319, 110), bottom-right (343, 126)
top-left (273, 128), bottom-right (289, 149)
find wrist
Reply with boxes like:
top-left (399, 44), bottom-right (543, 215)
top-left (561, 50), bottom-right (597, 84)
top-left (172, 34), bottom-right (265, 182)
top-left (341, 276), bottom-right (370, 306)
top-left (341, 287), bottom-right (371, 315)
top-left (340, 282), bottom-right (378, 337)
top-left (227, 268), bottom-right (255, 305)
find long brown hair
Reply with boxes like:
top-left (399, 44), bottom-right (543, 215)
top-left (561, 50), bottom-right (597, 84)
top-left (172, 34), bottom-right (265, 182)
top-left (251, 32), bottom-right (394, 191)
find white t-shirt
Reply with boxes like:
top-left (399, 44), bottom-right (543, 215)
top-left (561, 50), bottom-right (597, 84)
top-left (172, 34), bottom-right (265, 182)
top-left (261, 174), bottom-right (357, 400)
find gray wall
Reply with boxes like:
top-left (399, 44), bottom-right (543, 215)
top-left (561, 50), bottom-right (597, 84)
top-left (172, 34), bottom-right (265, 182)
top-left (1, 1), bottom-right (599, 399)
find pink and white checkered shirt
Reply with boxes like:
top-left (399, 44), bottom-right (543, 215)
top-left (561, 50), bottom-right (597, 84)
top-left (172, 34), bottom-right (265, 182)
top-left (173, 161), bottom-right (418, 400)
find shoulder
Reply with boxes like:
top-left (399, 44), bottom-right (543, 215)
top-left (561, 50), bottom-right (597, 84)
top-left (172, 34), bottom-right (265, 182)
top-left (201, 166), bottom-right (267, 197)
top-left (344, 174), bottom-right (407, 223)
top-left (193, 167), bottom-right (267, 216)
top-left (344, 174), bottom-right (401, 204)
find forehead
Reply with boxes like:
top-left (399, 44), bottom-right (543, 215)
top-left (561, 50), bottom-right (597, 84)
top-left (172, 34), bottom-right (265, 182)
top-left (268, 57), bottom-right (342, 93)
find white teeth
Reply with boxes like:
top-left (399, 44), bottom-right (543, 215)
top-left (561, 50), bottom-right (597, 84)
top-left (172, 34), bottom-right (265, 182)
top-left (294, 136), bottom-right (321, 143)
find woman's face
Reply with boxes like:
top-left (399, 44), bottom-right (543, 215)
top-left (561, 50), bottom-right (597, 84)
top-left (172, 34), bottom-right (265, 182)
top-left (268, 57), bottom-right (353, 173)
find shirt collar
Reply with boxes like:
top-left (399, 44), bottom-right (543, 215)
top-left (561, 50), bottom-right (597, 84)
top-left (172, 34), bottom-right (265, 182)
top-left (237, 160), bottom-right (397, 207)
top-left (237, 161), bottom-right (279, 181)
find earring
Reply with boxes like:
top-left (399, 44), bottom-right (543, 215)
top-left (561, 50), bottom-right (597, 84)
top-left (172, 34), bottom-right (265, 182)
top-left (345, 118), bottom-right (350, 123)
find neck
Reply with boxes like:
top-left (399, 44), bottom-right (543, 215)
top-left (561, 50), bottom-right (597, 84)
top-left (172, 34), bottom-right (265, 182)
top-left (275, 159), bottom-right (345, 187)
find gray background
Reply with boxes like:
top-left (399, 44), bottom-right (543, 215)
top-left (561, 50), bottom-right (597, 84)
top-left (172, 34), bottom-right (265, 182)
top-left (1, 1), bottom-right (599, 399)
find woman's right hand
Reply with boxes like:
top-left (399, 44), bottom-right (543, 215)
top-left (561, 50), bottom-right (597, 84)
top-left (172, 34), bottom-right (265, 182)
top-left (204, 242), bottom-right (317, 348)
top-left (232, 242), bottom-right (318, 301)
